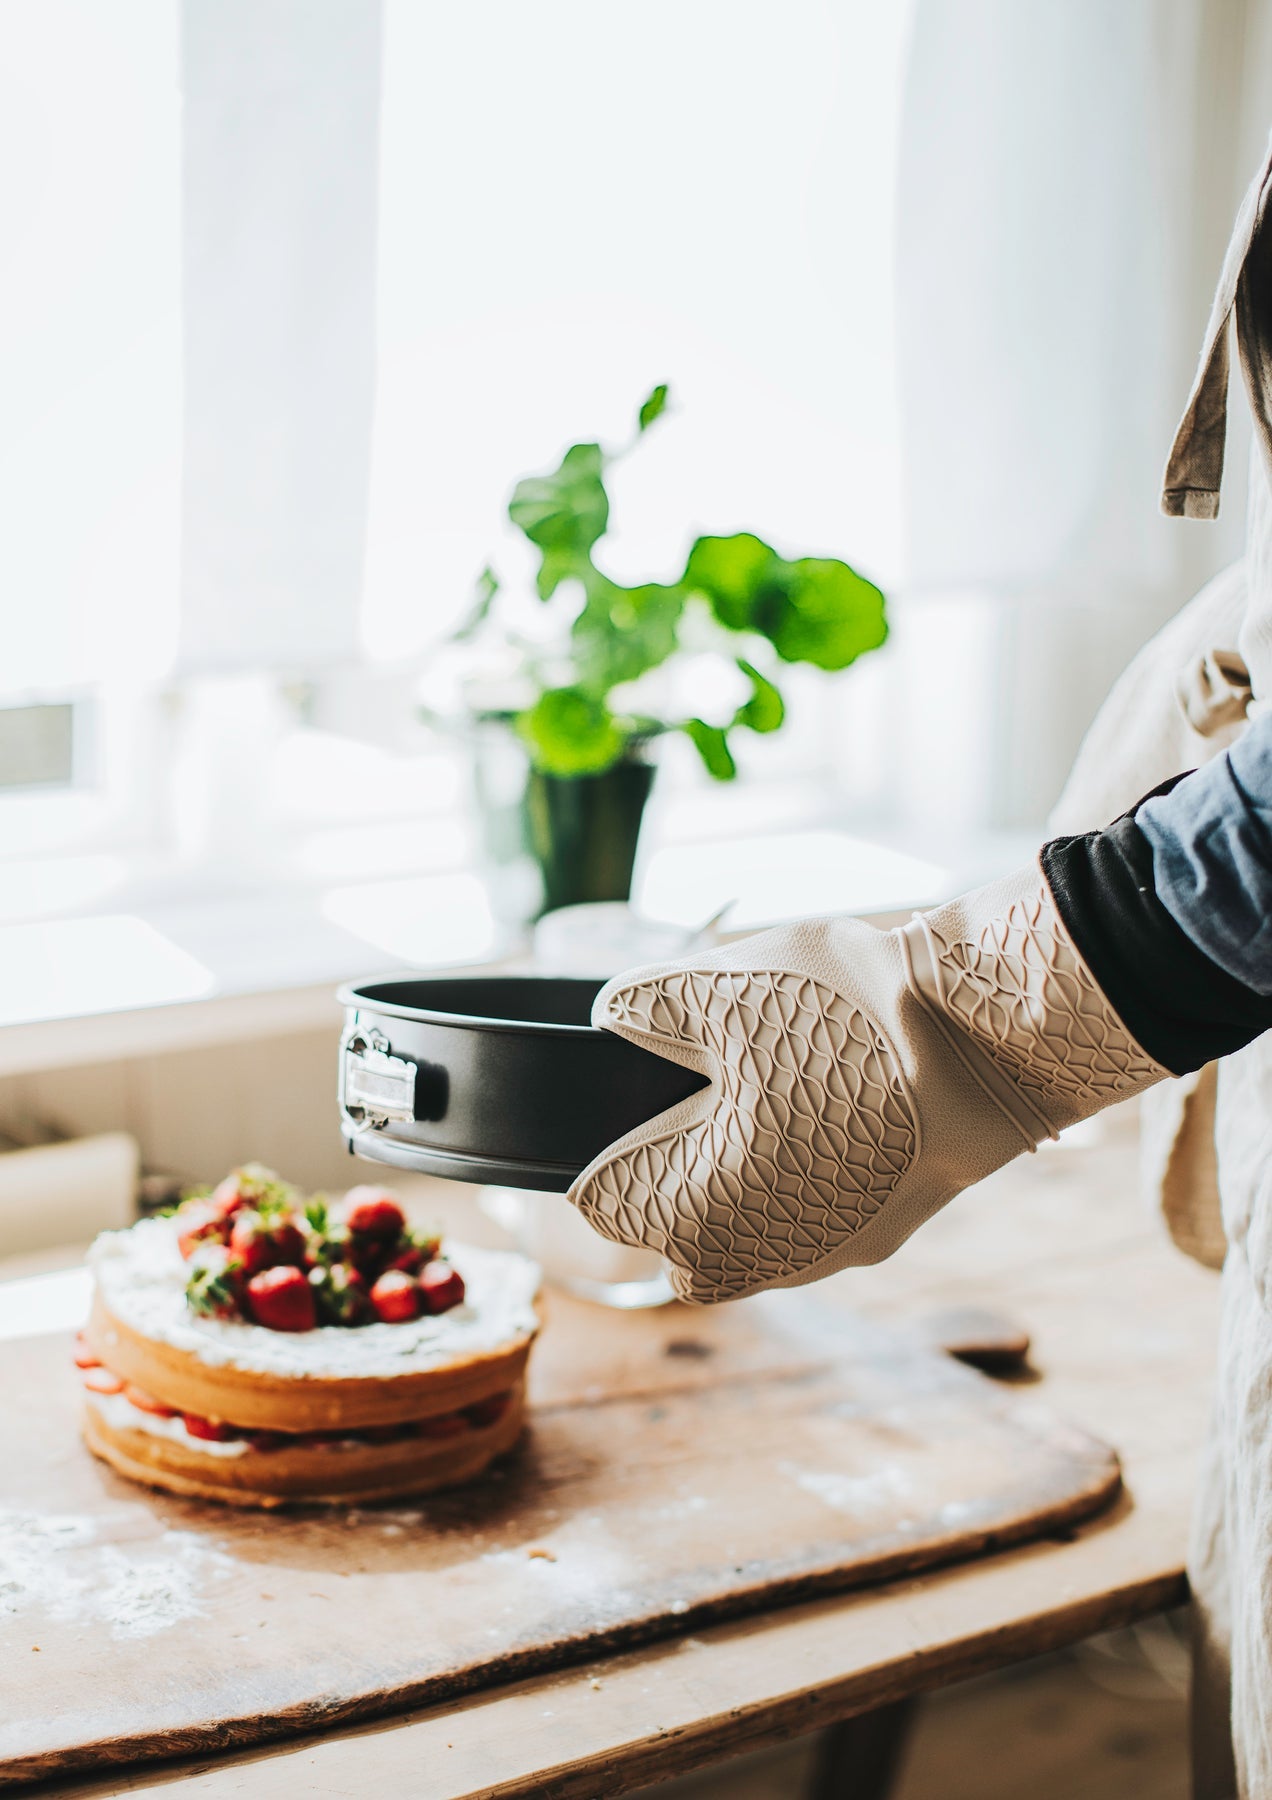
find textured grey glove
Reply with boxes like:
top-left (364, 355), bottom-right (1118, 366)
top-left (567, 862), bottom-right (1169, 1302)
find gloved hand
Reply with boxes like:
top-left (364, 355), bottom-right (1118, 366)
top-left (567, 861), bottom-right (1169, 1302)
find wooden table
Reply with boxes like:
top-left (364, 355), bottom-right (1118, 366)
top-left (15, 1107), bottom-right (1219, 1799)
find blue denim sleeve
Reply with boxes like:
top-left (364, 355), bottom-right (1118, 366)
top-left (1137, 711), bottom-right (1272, 996)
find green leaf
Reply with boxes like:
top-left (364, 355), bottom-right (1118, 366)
top-left (304, 1197), bottom-right (329, 1234)
top-left (769, 558), bottom-right (888, 670)
top-left (637, 384), bottom-right (669, 432)
top-left (451, 565), bottom-right (500, 641)
top-left (535, 546), bottom-right (586, 602)
top-left (683, 718), bottom-right (737, 781)
top-left (572, 578), bottom-right (685, 690)
top-left (734, 659), bottom-right (784, 733)
top-left (508, 442), bottom-right (609, 560)
top-left (517, 686), bottom-right (626, 776)
top-left (683, 533), bottom-right (887, 671)
top-left (683, 533), bottom-right (777, 632)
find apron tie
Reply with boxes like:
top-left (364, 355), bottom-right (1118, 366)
top-left (1163, 133), bottom-right (1272, 520)
top-left (1176, 646), bottom-right (1252, 738)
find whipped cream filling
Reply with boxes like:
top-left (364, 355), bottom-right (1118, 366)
top-left (85, 1390), bottom-right (250, 1458)
top-left (90, 1217), bottom-right (540, 1381)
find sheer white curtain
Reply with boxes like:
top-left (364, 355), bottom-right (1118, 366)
top-left (893, 0), bottom-right (1272, 828)
top-left (1, 0), bottom-right (910, 711)
top-left (0, 1), bottom-right (180, 695)
top-left (361, 0), bottom-right (911, 670)
top-left (178, 0), bottom-right (381, 674)
top-left (1, 0), bottom-right (916, 884)
top-left (0, 0), bottom-right (380, 702)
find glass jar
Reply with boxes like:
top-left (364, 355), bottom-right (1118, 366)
top-left (480, 1186), bottom-right (673, 1309)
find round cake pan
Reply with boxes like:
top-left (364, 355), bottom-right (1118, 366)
top-left (337, 974), bottom-right (707, 1192)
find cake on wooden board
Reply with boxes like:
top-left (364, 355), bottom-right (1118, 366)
top-left (78, 1166), bottom-right (542, 1508)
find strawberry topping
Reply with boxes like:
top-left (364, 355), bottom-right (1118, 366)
top-left (246, 1265), bottom-right (317, 1333)
top-left (73, 1339), bottom-right (102, 1370)
top-left (387, 1230), bottom-right (442, 1275)
top-left (229, 1209), bottom-right (306, 1277)
top-left (369, 1269), bottom-right (420, 1324)
top-left (181, 1412), bottom-right (241, 1442)
top-left (185, 1243), bottom-right (247, 1320)
top-left (82, 1367), bottom-right (124, 1395)
top-left (123, 1383), bottom-right (178, 1418)
top-left (463, 1392), bottom-right (510, 1428)
top-left (176, 1202), bottom-right (226, 1261)
top-left (309, 1261), bottom-right (370, 1327)
top-left (344, 1188), bottom-right (406, 1239)
top-left (418, 1260), bottom-right (466, 1316)
top-left (176, 1168), bottom-right (452, 1334)
top-left (208, 1164), bottom-right (300, 1223)
top-left (207, 1175), bottom-right (253, 1223)
top-left (417, 1411), bottom-right (469, 1439)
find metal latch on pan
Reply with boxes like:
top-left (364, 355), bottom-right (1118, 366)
top-left (340, 1025), bottom-right (418, 1129)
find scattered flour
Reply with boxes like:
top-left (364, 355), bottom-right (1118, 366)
top-left (0, 1508), bottom-right (234, 1639)
top-left (779, 1461), bottom-right (916, 1516)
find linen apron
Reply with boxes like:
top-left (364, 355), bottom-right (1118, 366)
top-left (1053, 131), bottom-right (1272, 1798)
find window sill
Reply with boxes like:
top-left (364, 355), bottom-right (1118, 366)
top-left (0, 873), bottom-right (505, 1075)
top-left (0, 808), bottom-right (1040, 1076)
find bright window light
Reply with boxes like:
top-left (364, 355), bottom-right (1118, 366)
top-left (320, 873), bottom-right (499, 967)
top-left (637, 829), bottom-right (949, 930)
top-left (362, 0), bottom-right (911, 659)
top-left (0, 917), bottom-right (215, 1026)
top-left (0, 1), bottom-right (180, 694)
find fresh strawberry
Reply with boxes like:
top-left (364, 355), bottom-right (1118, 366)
top-left (309, 1261), bottom-right (370, 1327)
top-left (176, 1200), bottom-right (227, 1260)
top-left (209, 1164), bottom-right (298, 1223)
top-left (344, 1187), bottom-right (406, 1240)
top-left (350, 1238), bottom-right (397, 1286)
top-left (358, 1422), bottom-right (411, 1444)
top-left (229, 1208), bottom-right (307, 1276)
top-left (207, 1176), bottom-right (253, 1224)
top-left (123, 1383), bottom-right (178, 1418)
top-left (464, 1392), bottom-right (510, 1428)
top-left (369, 1269), bottom-right (419, 1324)
top-left (387, 1230), bottom-right (442, 1275)
top-left (181, 1413), bottom-right (241, 1442)
top-left (185, 1244), bottom-right (247, 1320)
top-left (246, 1265), bottom-right (317, 1332)
top-left (82, 1366), bottom-right (124, 1395)
top-left (73, 1334), bottom-right (101, 1370)
top-left (418, 1259), bottom-right (466, 1315)
top-left (417, 1411), bottom-right (468, 1439)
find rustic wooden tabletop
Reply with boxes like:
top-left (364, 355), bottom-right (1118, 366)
top-left (10, 1104), bottom-right (1219, 1800)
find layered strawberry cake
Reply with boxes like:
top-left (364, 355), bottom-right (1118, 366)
top-left (78, 1167), bottom-right (542, 1508)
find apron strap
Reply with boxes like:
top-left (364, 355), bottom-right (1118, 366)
top-left (1175, 646), bottom-right (1252, 738)
top-left (1163, 134), bottom-right (1272, 520)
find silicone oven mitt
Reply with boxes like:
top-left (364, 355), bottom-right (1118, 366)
top-left (567, 863), bottom-right (1170, 1302)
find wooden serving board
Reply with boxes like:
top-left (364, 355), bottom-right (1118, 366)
top-left (1, 1284), bottom-right (1118, 1787)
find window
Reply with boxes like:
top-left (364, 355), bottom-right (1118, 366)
top-left (0, 1), bottom-right (912, 919)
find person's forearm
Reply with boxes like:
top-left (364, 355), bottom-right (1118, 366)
top-left (1044, 759), bottom-right (1272, 1076)
top-left (1137, 710), bottom-right (1272, 994)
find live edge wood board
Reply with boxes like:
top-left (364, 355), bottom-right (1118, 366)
top-left (1, 1282), bottom-right (1119, 1786)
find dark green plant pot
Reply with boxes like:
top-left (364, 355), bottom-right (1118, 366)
top-left (522, 758), bottom-right (655, 916)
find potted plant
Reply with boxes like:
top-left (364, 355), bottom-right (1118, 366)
top-left (429, 386), bottom-right (888, 921)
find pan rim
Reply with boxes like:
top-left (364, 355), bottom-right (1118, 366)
top-left (337, 973), bottom-right (611, 1040)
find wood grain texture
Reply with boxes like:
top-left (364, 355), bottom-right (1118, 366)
top-left (4, 1115), bottom-right (1221, 1799)
top-left (2, 1284), bottom-right (1118, 1786)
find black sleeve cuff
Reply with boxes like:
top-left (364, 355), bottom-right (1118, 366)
top-left (1042, 780), bottom-right (1272, 1077)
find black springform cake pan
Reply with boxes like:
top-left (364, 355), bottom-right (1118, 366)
top-left (337, 974), bottom-right (707, 1192)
